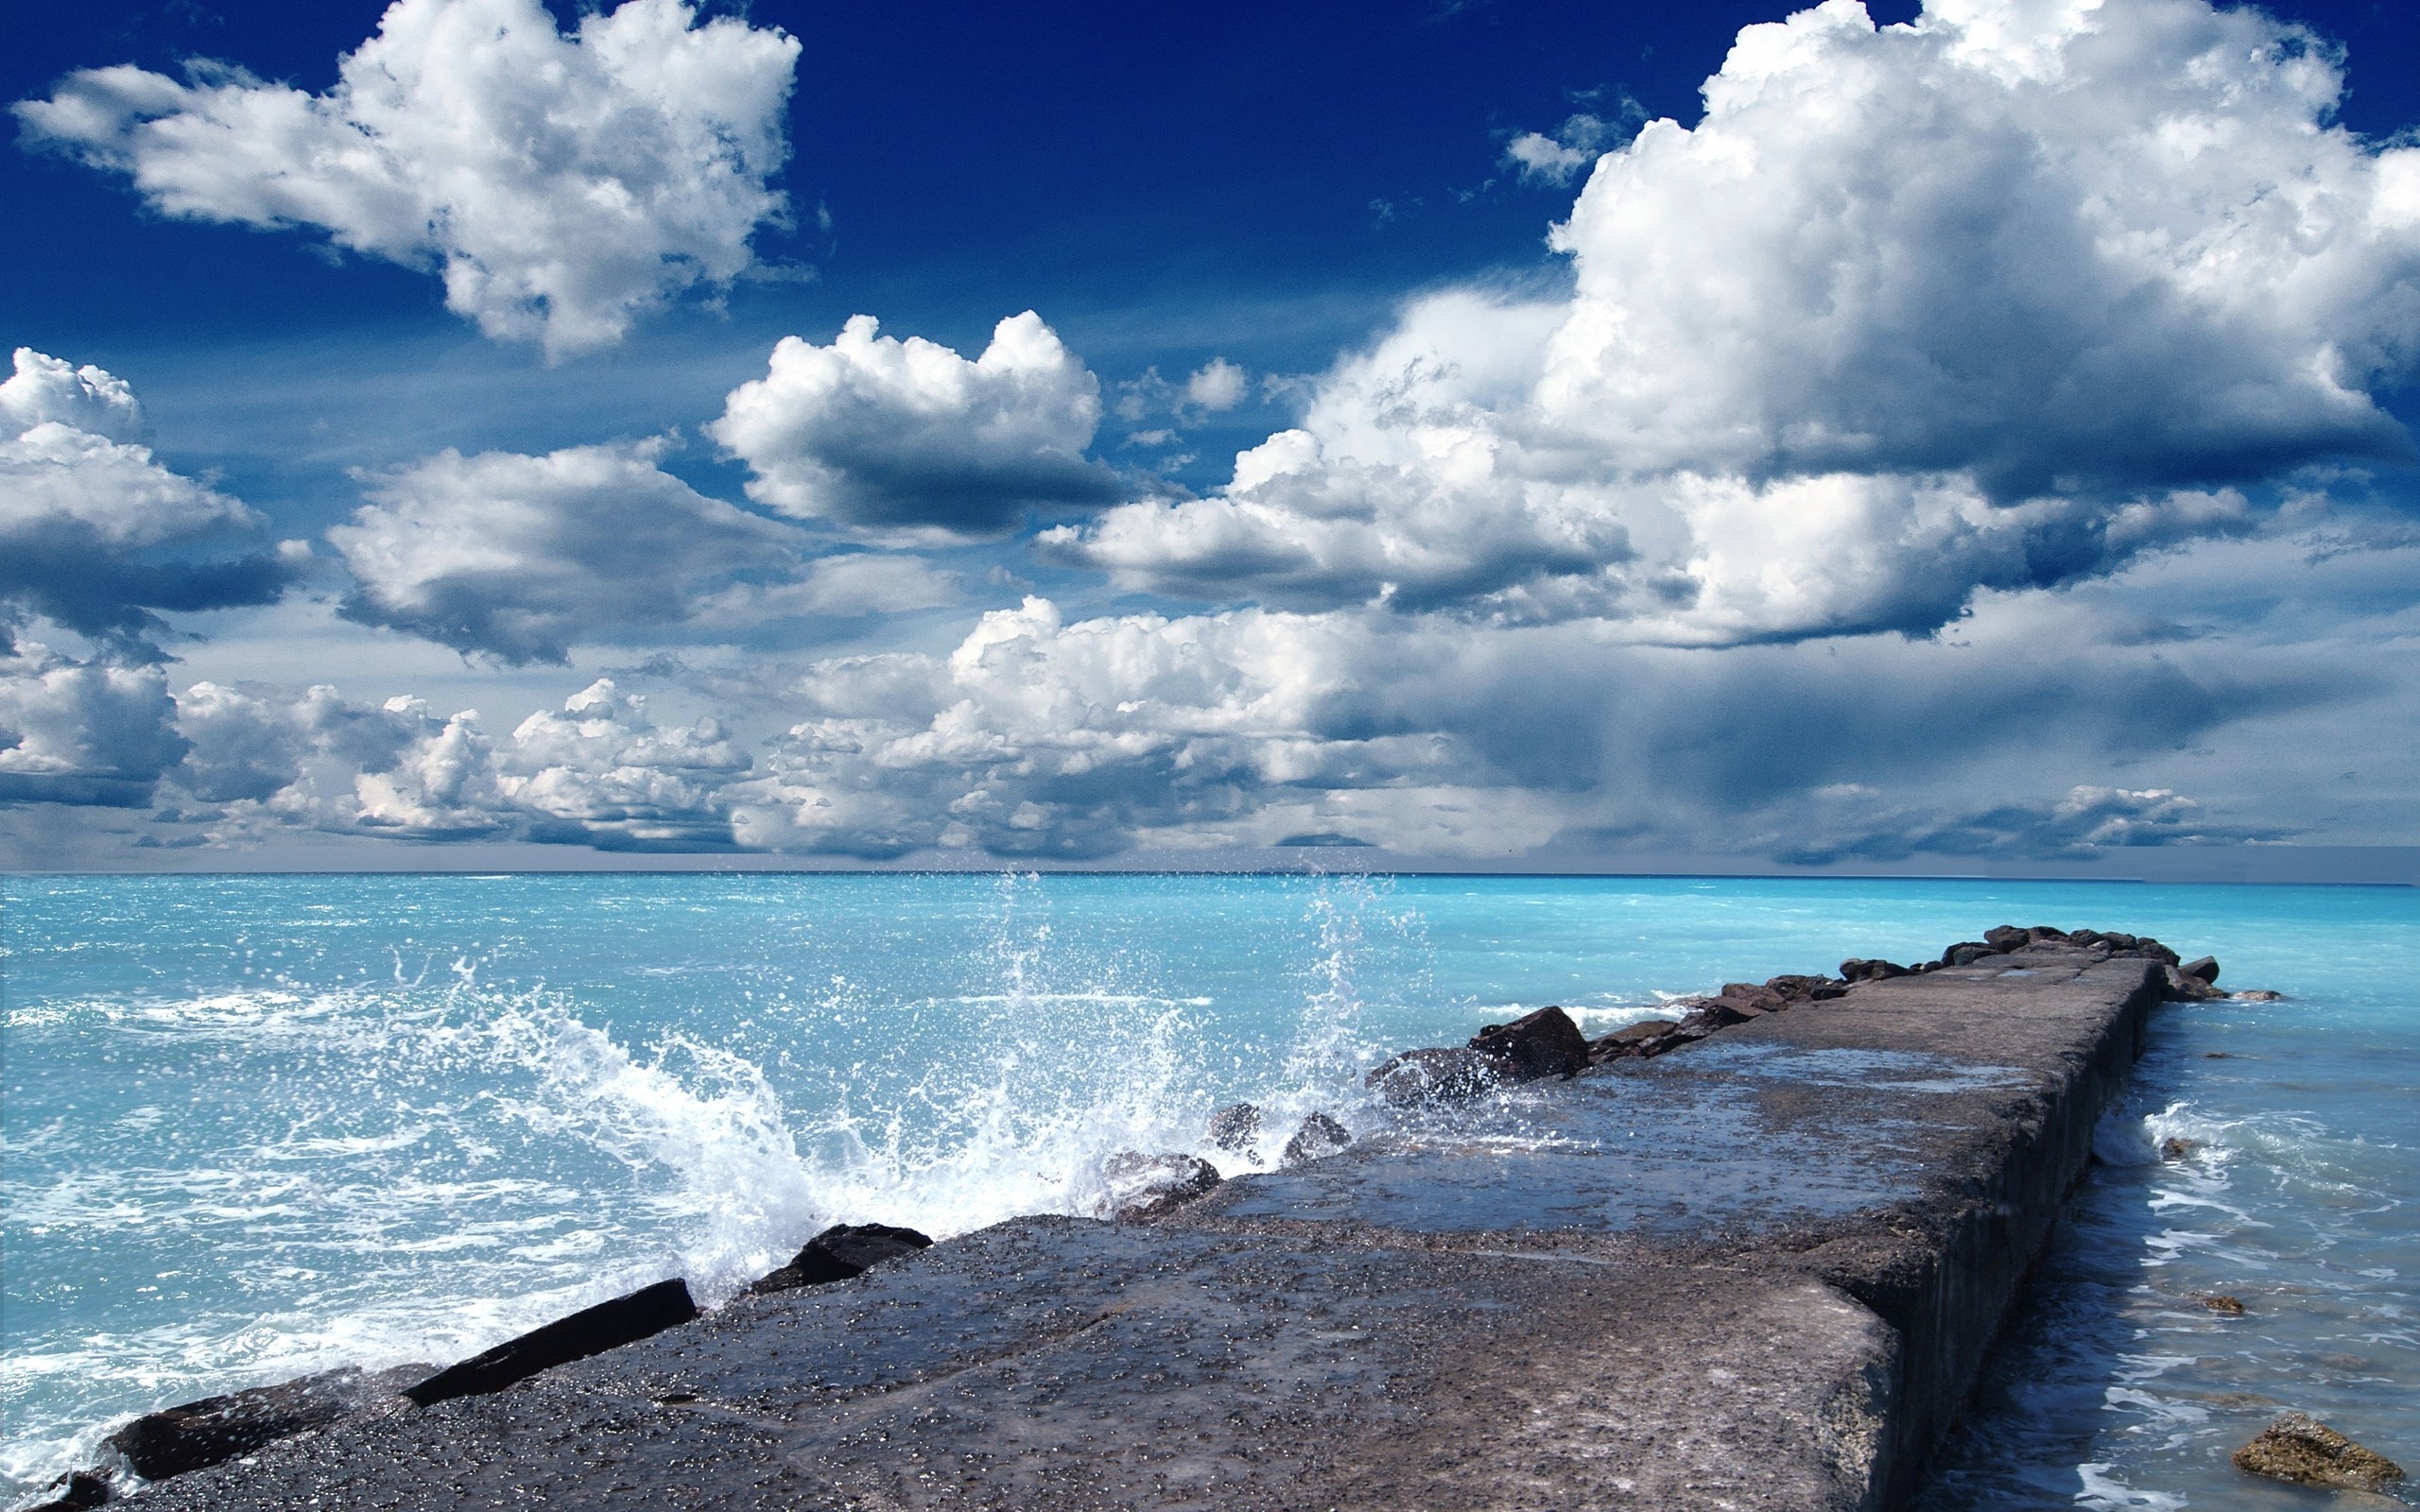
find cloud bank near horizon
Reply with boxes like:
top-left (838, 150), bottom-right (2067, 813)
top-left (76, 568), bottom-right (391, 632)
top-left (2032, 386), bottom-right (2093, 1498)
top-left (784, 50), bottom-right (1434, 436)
top-left (6, 0), bottom-right (2417, 868)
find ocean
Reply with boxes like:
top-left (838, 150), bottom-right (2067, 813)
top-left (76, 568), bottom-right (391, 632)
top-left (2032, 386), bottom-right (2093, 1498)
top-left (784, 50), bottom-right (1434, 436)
top-left (1, 871), bottom-right (2411, 1508)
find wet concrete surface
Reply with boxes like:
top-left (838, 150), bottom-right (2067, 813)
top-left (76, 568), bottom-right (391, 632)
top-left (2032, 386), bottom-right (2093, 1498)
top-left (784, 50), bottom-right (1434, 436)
top-left (1193, 1040), bottom-right (2030, 1239)
top-left (133, 945), bottom-right (2165, 1512)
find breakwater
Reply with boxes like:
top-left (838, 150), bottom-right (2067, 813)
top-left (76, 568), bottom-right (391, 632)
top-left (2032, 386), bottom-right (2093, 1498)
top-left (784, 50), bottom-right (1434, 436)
top-left (31, 924), bottom-right (2316, 1511)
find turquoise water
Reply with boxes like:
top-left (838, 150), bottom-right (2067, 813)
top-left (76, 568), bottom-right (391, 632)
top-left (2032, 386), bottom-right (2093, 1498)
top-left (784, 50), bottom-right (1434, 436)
top-left (1, 872), bottom-right (2412, 1506)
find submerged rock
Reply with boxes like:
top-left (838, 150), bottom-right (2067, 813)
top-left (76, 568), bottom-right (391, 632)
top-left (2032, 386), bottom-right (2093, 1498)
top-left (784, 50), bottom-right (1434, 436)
top-left (1101, 1152), bottom-right (1221, 1219)
top-left (2232, 1411), bottom-right (2404, 1492)
top-left (1366, 1046), bottom-right (1505, 1105)
top-left (1468, 1005), bottom-right (1591, 1080)
top-left (2159, 1137), bottom-right (2199, 1160)
top-left (1281, 1112), bottom-right (1353, 1166)
top-left (752, 1223), bottom-right (933, 1295)
top-left (405, 1280), bottom-right (697, 1408)
top-left (2233, 988), bottom-right (2286, 1003)
top-left (1206, 1102), bottom-right (1262, 1154)
top-left (103, 1364), bottom-right (425, 1483)
top-left (26, 1470), bottom-right (112, 1511)
top-left (2200, 1294), bottom-right (2246, 1315)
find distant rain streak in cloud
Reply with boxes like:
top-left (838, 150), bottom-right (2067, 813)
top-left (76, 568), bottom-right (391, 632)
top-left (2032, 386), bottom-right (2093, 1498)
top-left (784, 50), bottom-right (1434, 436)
top-left (6, 0), bottom-right (2418, 866)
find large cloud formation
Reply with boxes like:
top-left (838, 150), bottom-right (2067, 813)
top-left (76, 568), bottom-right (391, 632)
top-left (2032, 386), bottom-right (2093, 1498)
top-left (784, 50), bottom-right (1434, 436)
top-left (712, 313), bottom-right (1122, 540)
top-left (1, 349), bottom-right (300, 807)
top-left (2, 348), bottom-right (296, 653)
top-left (163, 678), bottom-right (750, 849)
top-left (0, 647), bottom-right (187, 808)
top-left (14, 0), bottom-right (2419, 868)
top-left (78, 514), bottom-right (2417, 862)
top-left (328, 438), bottom-right (960, 662)
top-left (1048, 0), bottom-right (2420, 644)
top-left (15, 0), bottom-right (801, 358)
top-left (714, 544), bottom-right (2391, 861)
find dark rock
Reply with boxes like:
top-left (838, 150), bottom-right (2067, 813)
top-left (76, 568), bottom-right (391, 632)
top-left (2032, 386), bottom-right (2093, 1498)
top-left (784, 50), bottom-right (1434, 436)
top-left (1683, 999), bottom-right (1760, 1031)
top-left (1762, 974), bottom-right (1844, 1002)
top-left (2178, 955), bottom-right (2220, 985)
top-left (1838, 958), bottom-right (1909, 983)
top-left (404, 1280), bottom-right (697, 1408)
top-left (26, 1470), bottom-right (112, 1510)
top-left (1716, 984), bottom-right (1790, 1014)
top-left (1982, 925), bottom-right (2031, 952)
top-left (751, 1223), bottom-right (934, 1295)
top-left (1467, 1005), bottom-right (1591, 1081)
top-left (103, 1364), bottom-right (424, 1482)
top-left (2139, 938), bottom-right (2182, 967)
top-left (1589, 1018), bottom-right (1680, 1062)
top-left (2200, 1294), bottom-right (2245, 1314)
top-left (1367, 1046), bottom-right (1505, 1105)
top-left (2162, 966), bottom-right (2224, 1002)
top-left (1281, 1112), bottom-right (1353, 1167)
top-left (1943, 942), bottom-right (1995, 967)
top-left (1630, 1023), bottom-right (1710, 1059)
top-left (2204, 1052), bottom-right (2232, 1058)
top-left (1205, 1102), bottom-right (1262, 1154)
top-left (2025, 925), bottom-right (2070, 942)
top-left (2232, 1411), bottom-right (2404, 1492)
top-left (2098, 932), bottom-right (2139, 951)
top-left (1100, 1152), bottom-right (1221, 1219)
top-left (2232, 988), bottom-right (2285, 1003)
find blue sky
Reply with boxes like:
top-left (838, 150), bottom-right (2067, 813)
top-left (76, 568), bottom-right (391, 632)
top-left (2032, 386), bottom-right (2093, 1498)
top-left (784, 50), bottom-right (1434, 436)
top-left (4, 0), bottom-right (2417, 873)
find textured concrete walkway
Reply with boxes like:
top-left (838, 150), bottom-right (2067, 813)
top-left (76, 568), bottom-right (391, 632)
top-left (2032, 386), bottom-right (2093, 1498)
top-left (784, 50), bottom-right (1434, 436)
top-left (137, 944), bottom-right (2164, 1511)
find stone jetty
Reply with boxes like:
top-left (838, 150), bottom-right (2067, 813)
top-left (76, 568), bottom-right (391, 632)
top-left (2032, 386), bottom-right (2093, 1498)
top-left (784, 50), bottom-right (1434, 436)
top-left (57, 929), bottom-right (2205, 1511)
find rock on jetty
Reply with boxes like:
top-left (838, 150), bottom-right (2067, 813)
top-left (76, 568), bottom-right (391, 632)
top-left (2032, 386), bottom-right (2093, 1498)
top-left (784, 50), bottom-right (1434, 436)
top-left (93, 929), bottom-right (2215, 1511)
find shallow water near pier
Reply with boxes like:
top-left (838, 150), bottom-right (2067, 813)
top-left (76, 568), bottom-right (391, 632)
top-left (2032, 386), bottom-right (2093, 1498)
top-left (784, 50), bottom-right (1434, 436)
top-left (2, 871), bottom-right (2412, 1507)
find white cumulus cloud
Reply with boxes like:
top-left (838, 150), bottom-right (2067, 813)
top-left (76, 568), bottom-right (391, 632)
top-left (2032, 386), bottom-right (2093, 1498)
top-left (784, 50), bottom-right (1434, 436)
top-left (1184, 358), bottom-right (1249, 413)
top-left (328, 439), bottom-right (936, 664)
top-left (1049, 0), bottom-right (2420, 644)
top-left (164, 678), bottom-right (751, 848)
top-left (2, 348), bottom-right (297, 654)
top-left (0, 346), bottom-right (146, 440)
top-left (0, 642), bottom-right (187, 807)
top-left (711, 313), bottom-right (1122, 541)
top-left (15, 0), bottom-right (802, 358)
top-left (503, 679), bottom-right (750, 848)
top-left (726, 595), bottom-right (1556, 860)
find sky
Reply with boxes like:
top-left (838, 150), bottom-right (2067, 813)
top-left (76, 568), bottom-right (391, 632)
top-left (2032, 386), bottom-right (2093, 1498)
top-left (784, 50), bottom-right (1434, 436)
top-left (3, 0), bottom-right (2417, 876)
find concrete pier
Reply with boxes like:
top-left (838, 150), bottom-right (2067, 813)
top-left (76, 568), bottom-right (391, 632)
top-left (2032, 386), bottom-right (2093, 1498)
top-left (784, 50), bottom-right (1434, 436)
top-left (131, 943), bottom-right (2166, 1511)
